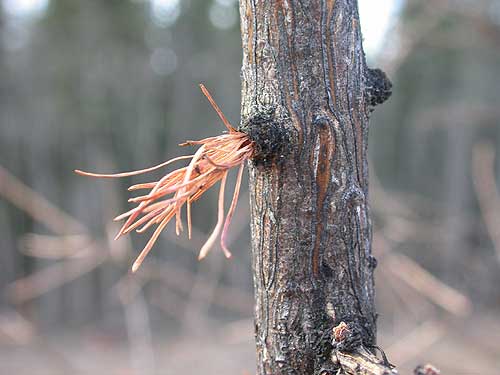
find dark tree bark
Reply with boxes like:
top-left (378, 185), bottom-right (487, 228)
top-left (238, 1), bottom-right (391, 374)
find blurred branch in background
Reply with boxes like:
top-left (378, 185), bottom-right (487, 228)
top-left (386, 319), bottom-right (445, 367)
top-left (382, 252), bottom-right (472, 317)
top-left (119, 281), bottom-right (156, 375)
top-left (0, 165), bottom-right (85, 234)
top-left (6, 248), bottom-right (106, 304)
top-left (0, 309), bottom-right (35, 345)
top-left (19, 233), bottom-right (92, 259)
top-left (472, 142), bottom-right (500, 263)
top-left (0, 165), bottom-right (111, 303)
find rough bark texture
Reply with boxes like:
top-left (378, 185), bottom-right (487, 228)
top-left (239, 1), bottom-right (391, 374)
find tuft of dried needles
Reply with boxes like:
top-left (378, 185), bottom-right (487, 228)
top-left (75, 84), bottom-right (253, 272)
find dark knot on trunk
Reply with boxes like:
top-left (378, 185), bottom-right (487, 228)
top-left (239, 105), bottom-right (291, 167)
top-left (365, 68), bottom-right (392, 111)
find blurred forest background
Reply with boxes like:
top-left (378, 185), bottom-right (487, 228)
top-left (0, 0), bottom-right (499, 374)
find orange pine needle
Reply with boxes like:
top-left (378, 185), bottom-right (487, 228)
top-left (198, 171), bottom-right (228, 260)
top-left (76, 84), bottom-right (253, 272)
top-left (220, 163), bottom-right (245, 257)
top-left (199, 84), bottom-right (235, 132)
top-left (74, 154), bottom-right (194, 178)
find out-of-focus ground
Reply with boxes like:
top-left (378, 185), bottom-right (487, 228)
top-left (0, 314), bottom-right (499, 375)
top-left (0, 0), bottom-right (499, 374)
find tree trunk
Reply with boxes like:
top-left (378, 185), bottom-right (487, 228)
top-left (239, 1), bottom-right (391, 374)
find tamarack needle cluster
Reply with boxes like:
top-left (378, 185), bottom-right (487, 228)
top-left (75, 84), bottom-right (254, 272)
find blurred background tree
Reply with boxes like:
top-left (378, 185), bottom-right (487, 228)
top-left (0, 0), bottom-right (499, 374)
